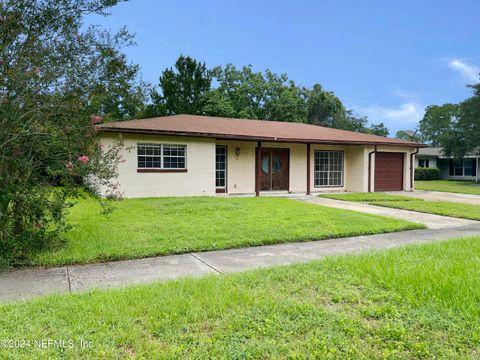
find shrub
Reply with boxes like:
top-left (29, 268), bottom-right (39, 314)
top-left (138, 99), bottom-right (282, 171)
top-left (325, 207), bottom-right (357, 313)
top-left (415, 167), bottom-right (441, 180)
top-left (0, 0), bottom-right (136, 266)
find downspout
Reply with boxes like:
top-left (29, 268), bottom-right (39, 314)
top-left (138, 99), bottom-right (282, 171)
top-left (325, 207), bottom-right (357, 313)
top-left (410, 147), bottom-right (419, 191)
top-left (367, 145), bottom-right (378, 192)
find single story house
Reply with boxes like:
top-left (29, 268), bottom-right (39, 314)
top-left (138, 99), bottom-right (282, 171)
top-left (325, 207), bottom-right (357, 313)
top-left (416, 147), bottom-right (479, 181)
top-left (97, 114), bottom-right (425, 198)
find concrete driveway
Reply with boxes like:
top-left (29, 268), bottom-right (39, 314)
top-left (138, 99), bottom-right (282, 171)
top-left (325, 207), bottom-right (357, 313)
top-left (298, 196), bottom-right (477, 229)
top-left (387, 190), bottom-right (480, 205)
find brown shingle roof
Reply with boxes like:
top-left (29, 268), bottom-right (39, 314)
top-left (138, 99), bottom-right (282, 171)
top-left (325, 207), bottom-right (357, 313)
top-left (97, 114), bottom-right (426, 147)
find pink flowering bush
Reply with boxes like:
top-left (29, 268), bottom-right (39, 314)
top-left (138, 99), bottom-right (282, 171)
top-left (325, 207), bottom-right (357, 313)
top-left (0, 0), bottom-right (134, 266)
top-left (78, 155), bottom-right (90, 163)
top-left (90, 115), bottom-right (102, 125)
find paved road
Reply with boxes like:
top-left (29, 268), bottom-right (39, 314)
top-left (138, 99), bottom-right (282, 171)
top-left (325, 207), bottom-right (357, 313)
top-left (387, 190), bottom-right (480, 205)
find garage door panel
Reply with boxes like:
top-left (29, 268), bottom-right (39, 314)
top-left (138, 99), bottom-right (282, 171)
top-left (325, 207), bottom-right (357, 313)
top-left (375, 152), bottom-right (404, 191)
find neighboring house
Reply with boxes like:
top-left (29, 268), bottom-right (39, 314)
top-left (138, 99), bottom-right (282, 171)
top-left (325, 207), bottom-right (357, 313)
top-left (97, 115), bottom-right (424, 198)
top-left (415, 147), bottom-right (479, 181)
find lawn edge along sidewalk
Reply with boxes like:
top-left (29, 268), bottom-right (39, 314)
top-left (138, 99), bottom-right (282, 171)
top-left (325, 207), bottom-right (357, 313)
top-left (1, 224), bottom-right (480, 303)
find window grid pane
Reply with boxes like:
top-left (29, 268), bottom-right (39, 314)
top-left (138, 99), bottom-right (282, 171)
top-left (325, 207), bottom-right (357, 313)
top-left (137, 144), bottom-right (186, 169)
top-left (137, 144), bottom-right (162, 169)
top-left (163, 145), bottom-right (186, 169)
top-left (314, 151), bottom-right (344, 187)
top-left (216, 146), bottom-right (227, 188)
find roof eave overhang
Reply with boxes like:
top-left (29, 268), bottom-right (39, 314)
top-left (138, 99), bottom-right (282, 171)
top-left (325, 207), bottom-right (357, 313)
top-left (97, 127), bottom-right (428, 148)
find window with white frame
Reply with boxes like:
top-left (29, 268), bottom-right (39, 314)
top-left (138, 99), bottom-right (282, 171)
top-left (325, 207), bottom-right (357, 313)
top-left (314, 150), bottom-right (344, 187)
top-left (137, 144), bottom-right (186, 169)
top-left (216, 146), bottom-right (227, 189)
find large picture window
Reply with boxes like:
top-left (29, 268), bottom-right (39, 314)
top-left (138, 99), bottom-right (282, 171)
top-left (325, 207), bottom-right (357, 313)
top-left (314, 150), bottom-right (344, 187)
top-left (449, 158), bottom-right (476, 177)
top-left (137, 144), bottom-right (186, 169)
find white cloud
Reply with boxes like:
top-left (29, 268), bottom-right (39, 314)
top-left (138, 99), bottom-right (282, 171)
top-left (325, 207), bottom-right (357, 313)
top-left (448, 59), bottom-right (480, 81)
top-left (357, 102), bottom-right (425, 129)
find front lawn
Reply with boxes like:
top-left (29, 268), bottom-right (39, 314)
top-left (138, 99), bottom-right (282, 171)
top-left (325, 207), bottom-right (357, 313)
top-left (321, 192), bottom-right (480, 221)
top-left (2, 236), bottom-right (480, 358)
top-left (320, 192), bottom-right (418, 202)
top-left (416, 180), bottom-right (480, 195)
top-left (32, 197), bottom-right (422, 267)
top-left (374, 200), bottom-right (480, 221)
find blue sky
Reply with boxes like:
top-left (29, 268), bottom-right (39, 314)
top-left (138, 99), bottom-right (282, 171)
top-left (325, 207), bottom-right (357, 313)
top-left (87, 0), bottom-right (480, 134)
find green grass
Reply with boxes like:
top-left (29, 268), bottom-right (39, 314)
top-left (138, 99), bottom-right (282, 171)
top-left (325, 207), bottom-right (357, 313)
top-left (2, 237), bottom-right (480, 359)
top-left (319, 192), bottom-right (418, 202)
top-left (32, 197), bottom-right (422, 267)
top-left (374, 200), bottom-right (480, 221)
top-left (416, 180), bottom-right (480, 195)
top-left (320, 192), bottom-right (480, 221)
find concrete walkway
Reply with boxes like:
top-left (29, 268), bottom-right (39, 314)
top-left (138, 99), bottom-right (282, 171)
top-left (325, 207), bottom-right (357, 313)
top-left (298, 196), bottom-right (477, 229)
top-left (2, 224), bottom-right (480, 303)
top-left (387, 190), bottom-right (480, 205)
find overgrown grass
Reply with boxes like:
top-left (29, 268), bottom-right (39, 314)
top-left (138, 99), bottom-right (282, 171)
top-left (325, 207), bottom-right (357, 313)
top-left (319, 192), bottom-right (418, 202)
top-left (32, 196), bottom-right (422, 267)
top-left (416, 180), bottom-right (480, 195)
top-left (2, 237), bottom-right (480, 358)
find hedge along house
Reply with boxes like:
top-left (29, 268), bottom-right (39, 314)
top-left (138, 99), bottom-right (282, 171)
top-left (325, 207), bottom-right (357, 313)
top-left (97, 115), bottom-right (425, 198)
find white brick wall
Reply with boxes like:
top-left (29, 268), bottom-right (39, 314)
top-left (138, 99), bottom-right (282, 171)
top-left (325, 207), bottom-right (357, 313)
top-left (98, 132), bottom-right (418, 197)
top-left (99, 133), bottom-right (216, 198)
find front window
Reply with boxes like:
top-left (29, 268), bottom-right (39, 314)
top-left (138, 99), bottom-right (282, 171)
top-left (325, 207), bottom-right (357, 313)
top-left (449, 158), bottom-right (477, 177)
top-left (314, 150), bottom-right (344, 187)
top-left (137, 144), bottom-right (186, 169)
top-left (216, 146), bottom-right (227, 189)
top-left (464, 159), bottom-right (475, 176)
top-left (418, 159), bottom-right (429, 168)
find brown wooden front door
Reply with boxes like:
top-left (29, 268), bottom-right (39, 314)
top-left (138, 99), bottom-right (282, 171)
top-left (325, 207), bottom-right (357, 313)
top-left (374, 152), bottom-right (404, 191)
top-left (259, 148), bottom-right (289, 191)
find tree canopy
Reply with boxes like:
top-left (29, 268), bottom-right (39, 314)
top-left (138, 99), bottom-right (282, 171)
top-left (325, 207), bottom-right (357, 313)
top-left (417, 81), bottom-right (480, 156)
top-left (395, 130), bottom-right (422, 143)
top-left (147, 56), bottom-right (388, 135)
top-left (147, 55), bottom-right (211, 117)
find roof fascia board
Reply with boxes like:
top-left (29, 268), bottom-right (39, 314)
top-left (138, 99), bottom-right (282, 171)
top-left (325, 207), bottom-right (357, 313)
top-left (97, 127), bottom-right (427, 148)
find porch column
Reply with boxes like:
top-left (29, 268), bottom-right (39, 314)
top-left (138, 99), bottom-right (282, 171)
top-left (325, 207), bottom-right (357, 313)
top-left (477, 157), bottom-right (479, 183)
top-left (306, 143), bottom-right (311, 195)
top-left (255, 141), bottom-right (262, 196)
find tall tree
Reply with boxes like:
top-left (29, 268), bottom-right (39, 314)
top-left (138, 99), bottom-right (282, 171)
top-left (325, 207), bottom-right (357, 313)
top-left (306, 84), bottom-right (346, 127)
top-left (151, 57), bottom-right (386, 137)
top-left (203, 65), bottom-right (308, 121)
top-left (0, 0), bottom-right (130, 265)
top-left (368, 122), bottom-right (389, 137)
top-left (396, 129), bottom-right (421, 142)
top-left (442, 83), bottom-right (480, 157)
top-left (343, 110), bottom-right (369, 132)
top-left (149, 55), bottom-right (212, 116)
top-left (419, 104), bottom-right (460, 146)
